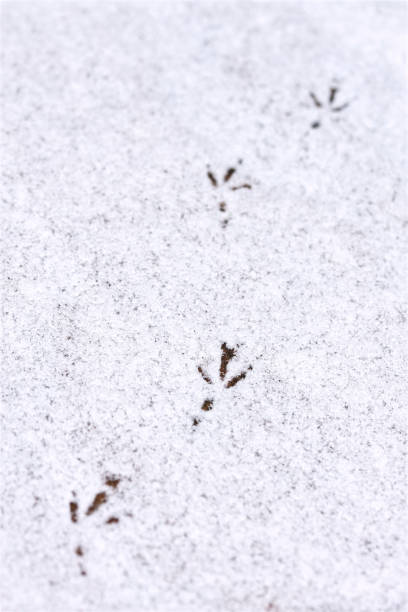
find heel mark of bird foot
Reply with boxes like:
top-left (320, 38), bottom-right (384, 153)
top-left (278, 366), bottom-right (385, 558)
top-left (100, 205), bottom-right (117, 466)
top-left (201, 399), bottom-right (214, 411)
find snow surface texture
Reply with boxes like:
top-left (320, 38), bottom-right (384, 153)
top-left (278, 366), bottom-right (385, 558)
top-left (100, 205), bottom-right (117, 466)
top-left (1, 2), bottom-right (407, 612)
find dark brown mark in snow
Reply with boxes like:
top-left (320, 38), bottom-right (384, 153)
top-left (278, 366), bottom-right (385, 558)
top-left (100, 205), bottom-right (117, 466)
top-left (220, 342), bottom-right (236, 380)
top-left (201, 399), bottom-right (214, 411)
top-left (230, 183), bottom-right (252, 191)
top-left (105, 476), bottom-right (121, 489)
top-left (198, 365), bottom-right (212, 384)
top-left (207, 171), bottom-right (217, 187)
top-left (70, 500), bottom-right (78, 523)
top-left (329, 87), bottom-right (338, 104)
top-left (86, 492), bottom-right (107, 516)
top-left (224, 167), bottom-right (237, 182)
top-left (226, 365), bottom-right (253, 388)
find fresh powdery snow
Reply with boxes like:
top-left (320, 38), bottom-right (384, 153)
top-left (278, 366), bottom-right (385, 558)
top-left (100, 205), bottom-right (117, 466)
top-left (1, 2), bottom-right (407, 612)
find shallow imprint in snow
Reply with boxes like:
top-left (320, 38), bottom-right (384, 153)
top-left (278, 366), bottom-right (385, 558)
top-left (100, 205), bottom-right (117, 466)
top-left (195, 342), bottom-right (253, 424)
top-left (206, 160), bottom-right (252, 227)
top-left (69, 475), bottom-right (122, 576)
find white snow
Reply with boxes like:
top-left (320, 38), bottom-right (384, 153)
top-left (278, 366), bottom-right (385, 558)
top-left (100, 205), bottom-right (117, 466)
top-left (1, 2), bottom-right (407, 611)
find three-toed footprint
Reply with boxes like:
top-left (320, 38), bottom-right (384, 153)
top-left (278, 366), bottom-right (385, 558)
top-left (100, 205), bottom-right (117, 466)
top-left (195, 342), bottom-right (253, 424)
top-left (69, 475), bottom-right (122, 575)
top-left (206, 161), bottom-right (252, 227)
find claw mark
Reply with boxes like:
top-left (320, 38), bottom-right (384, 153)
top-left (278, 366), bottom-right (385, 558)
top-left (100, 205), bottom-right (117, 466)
top-left (224, 167), bottom-right (237, 182)
top-left (207, 170), bottom-right (217, 187)
top-left (198, 365), bottom-right (212, 384)
top-left (226, 365), bottom-right (253, 388)
top-left (230, 183), bottom-right (252, 191)
top-left (220, 342), bottom-right (236, 380)
top-left (332, 102), bottom-right (349, 112)
top-left (309, 92), bottom-right (322, 108)
top-left (86, 492), bottom-right (107, 516)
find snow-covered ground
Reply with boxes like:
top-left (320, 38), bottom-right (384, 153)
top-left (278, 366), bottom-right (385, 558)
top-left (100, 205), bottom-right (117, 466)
top-left (1, 2), bottom-right (406, 611)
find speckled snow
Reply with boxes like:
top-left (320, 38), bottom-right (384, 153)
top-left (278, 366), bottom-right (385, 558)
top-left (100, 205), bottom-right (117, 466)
top-left (1, 2), bottom-right (407, 612)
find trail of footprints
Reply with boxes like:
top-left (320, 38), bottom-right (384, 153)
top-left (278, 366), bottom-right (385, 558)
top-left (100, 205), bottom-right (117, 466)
top-left (68, 83), bottom-right (350, 575)
top-left (206, 86), bottom-right (349, 222)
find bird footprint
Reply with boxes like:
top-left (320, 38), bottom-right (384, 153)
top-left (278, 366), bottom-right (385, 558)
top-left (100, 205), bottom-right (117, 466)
top-left (69, 475), bottom-right (121, 575)
top-left (196, 342), bottom-right (252, 419)
top-left (206, 161), bottom-right (252, 227)
top-left (309, 85), bottom-right (350, 129)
